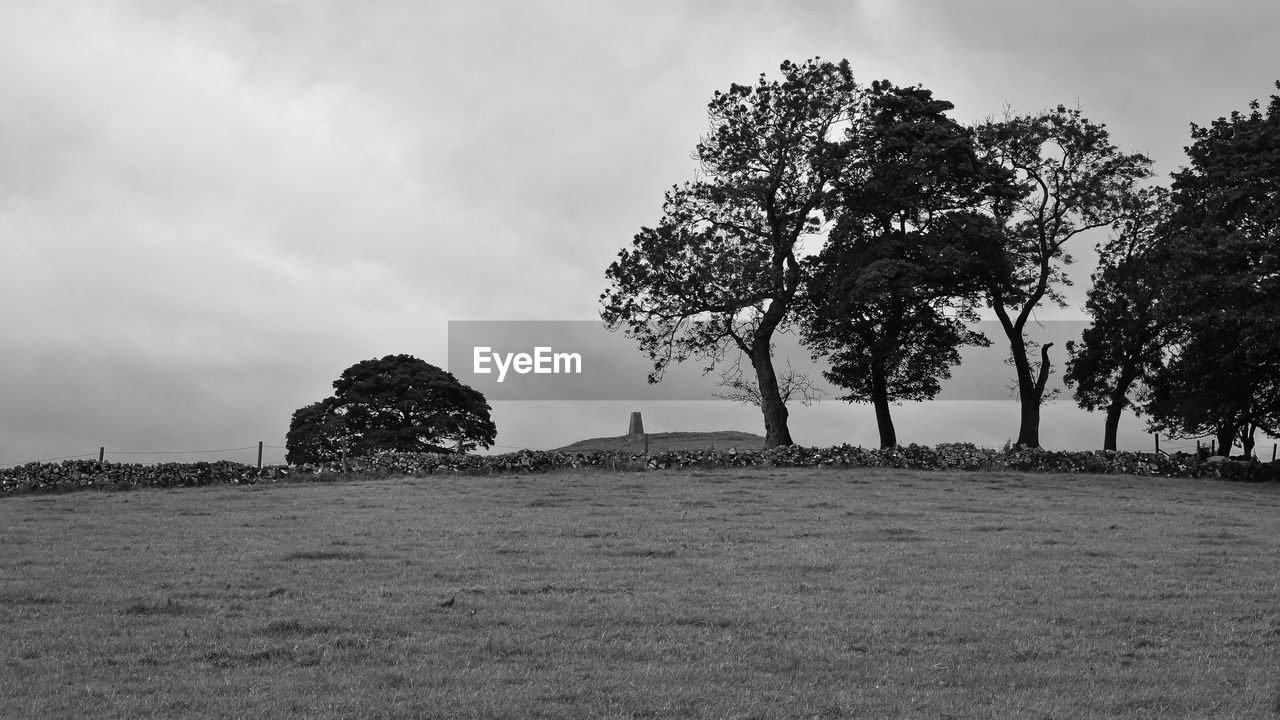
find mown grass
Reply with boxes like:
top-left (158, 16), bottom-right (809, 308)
top-left (2, 467), bottom-right (1279, 719)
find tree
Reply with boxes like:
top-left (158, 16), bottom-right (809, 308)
top-left (1063, 186), bottom-right (1172, 451)
top-left (798, 81), bottom-right (1001, 448)
top-left (601, 59), bottom-right (861, 447)
top-left (801, 233), bottom-right (990, 448)
top-left (1141, 82), bottom-right (1280, 456)
top-left (286, 354), bottom-right (496, 464)
top-left (973, 106), bottom-right (1152, 447)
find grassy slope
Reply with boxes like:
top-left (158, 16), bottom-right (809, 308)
top-left (554, 430), bottom-right (766, 453)
top-left (2, 468), bottom-right (1279, 719)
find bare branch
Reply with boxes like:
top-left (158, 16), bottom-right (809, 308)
top-left (712, 357), bottom-right (824, 407)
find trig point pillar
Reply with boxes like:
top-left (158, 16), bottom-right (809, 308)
top-left (628, 411), bottom-right (644, 437)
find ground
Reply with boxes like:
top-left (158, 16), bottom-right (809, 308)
top-left (2, 467), bottom-right (1278, 718)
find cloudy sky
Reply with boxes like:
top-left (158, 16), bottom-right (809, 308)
top-left (3, 0), bottom-right (1278, 466)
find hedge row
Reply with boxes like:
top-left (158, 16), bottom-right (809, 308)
top-left (3, 443), bottom-right (1277, 495)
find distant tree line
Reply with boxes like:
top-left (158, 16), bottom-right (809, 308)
top-left (601, 58), bottom-right (1279, 457)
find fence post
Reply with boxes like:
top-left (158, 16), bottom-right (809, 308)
top-left (1154, 434), bottom-right (1160, 453)
top-left (257, 441), bottom-right (263, 470)
top-left (99, 446), bottom-right (104, 467)
top-left (1273, 443), bottom-right (1277, 462)
top-left (1211, 439), bottom-right (1216, 455)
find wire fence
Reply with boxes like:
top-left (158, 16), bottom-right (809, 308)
top-left (1, 444), bottom-right (289, 470)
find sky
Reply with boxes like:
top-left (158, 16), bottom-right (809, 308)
top-left (3, 0), bottom-right (1278, 466)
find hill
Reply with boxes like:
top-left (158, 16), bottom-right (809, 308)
top-left (553, 430), bottom-right (765, 454)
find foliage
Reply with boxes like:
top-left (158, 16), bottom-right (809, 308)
top-left (601, 58), bottom-right (862, 448)
top-left (285, 355), bottom-right (496, 464)
top-left (284, 397), bottom-right (349, 466)
top-left (798, 81), bottom-right (998, 447)
top-left (973, 106), bottom-right (1153, 447)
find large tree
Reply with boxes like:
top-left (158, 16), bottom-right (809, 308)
top-left (1142, 82), bottom-right (1280, 456)
top-left (601, 59), bottom-right (861, 447)
top-left (1063, 186), bottom-right (1172, 451)
top-left (973, 106), bottom-right (1152, 447)
top-left (798, 81), bottom-right (1001, 448)
top-left (286, 354), bottom-right (496, 464)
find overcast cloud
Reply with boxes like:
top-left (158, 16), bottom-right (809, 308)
top-left (3, 1), bottom-right (1278, 465)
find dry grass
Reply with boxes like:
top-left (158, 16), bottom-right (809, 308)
top-left (2, 467), bottom-right (1279, 718)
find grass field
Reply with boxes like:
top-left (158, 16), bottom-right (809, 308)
top-left (3, 467), bottom-right (1279, 719)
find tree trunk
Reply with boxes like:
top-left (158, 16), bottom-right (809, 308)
top-left (993, 305), bottom-right (1048, 448)
top-left (1007, 329), bottom-right (1040, 448)
top-left (1240, 425), bottom-right (1256, 460)
top-left (1101, 370), bottom-right (1136, 452)
top-left (1214, 425), bottom-right (1235, 457)
top-left (870, 359), bottom-right (897, 448)
top-left (752, 347), bottom-right (793, 448)
top-left (1102, 401), bottom-right (1123, 452)
top-left (1016, 388), bottom-right (1041, 448)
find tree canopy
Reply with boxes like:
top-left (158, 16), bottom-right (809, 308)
top-left (797, 81), bottom-right (998, 448)
top-left (286, 355), bottom-right (496, 464)
top-left (1140, 83), bottom-right (1280, 456)
top-left (601, 58), bottom-right (861, 447)
top-left (973, 106), bottom-right (1152, 447)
